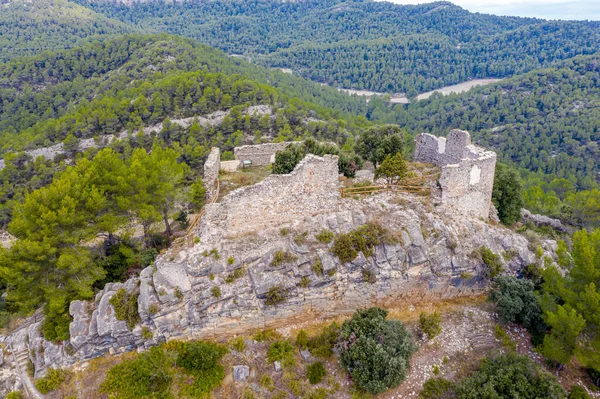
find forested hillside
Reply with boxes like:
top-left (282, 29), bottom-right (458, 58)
top-left (0, 34), bottom-right (370, 229)
top-left (76, 0), bottom-right (600, 94)
top-left (0, 0), bottom-right (134, 60)
top-left (390, 55), bottom-right (600, 188)
top-left (0, 34), bottom-right (369, 151)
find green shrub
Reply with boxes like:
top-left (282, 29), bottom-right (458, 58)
top-left (339, 307), bottom-right (417, 395)
top-left (294, 232), bottom-right (308, 245)
top-left (176, 341), bottom-right (228, 373)
top-left (280, 227), bottom-right (290, 236)
top-left (501, 249), bottom-right (518, 261)
top-left (26, 359), bottom-right (35, 377)
top-left (42, 312), bottom-right (71, 342)
top-left (6, 391), bottom-right (23, 399)
top-left (140, 248), bottom-right (159, 267)
top-left (253, 329), bottom-right (282, 342)
top-left (569, 386), bottom-right (591, 399)
top-left (243, 387), bottom-right (256, 399)
top-left (304, 387), bottom-right (331, 399)
top-left (148, 303), bottom-right (159, 315)
top-left (420, 378), bottom-right (453, 398)
top-left (141, 326), bottom-right (153, 340)
top-left (109, 288), bottom-right (141, 330)
top-left (459, 271), bottom-right (473, 280)
top-left (271, 250), bottom-right (298, 267)
top-left (362, 268), bottom-right (376, 284)
top-left (331, 222), bottom-right (397, 264)
top-left (260, 374), bottom-right (275, 391)
top-left (211, 286), bottom-right (222, 298)
top-left (265, 285), bottom-right (287, 306)
top-left (315, 229), bottom-right (335, 244)
top-left (100, 346), bottom-right (173, 398)
top-left (495, 325), bottom-right (517, 351)
top-left (296, 330), bottom-right (309, 349)
top-left (225, 267), bottom-right (245, 283)
top-left (228, 336), bottom-right (246, 352)
top-left (312, 259), bottom-right (324, 276)
top-left (300, 276), bottom-right (310, 287)
top-left (35, 368), bottom-right (70, 394)
top-left (489, 275), bottom-right (547, 340)
top-left (479, 246), bottom-right (504, 278)
top-left (374, 152), bottom-right (408, 185)
top-left (307, 362), bottom-right (326, 384)
top-left (227, 256), bottom-right (235, 265)
top-left (492, 163), bottom-right (524, 225)
top-left (419, 312), bottom-right (442, 340)
top-left (308, 322), bottom-right (340, 359)
top-left (174, 286), bottom-right (184, 300)
top-left (454, 353), bottom-right (566, 398)
top-left (268, 340), bottom-right (296, 367)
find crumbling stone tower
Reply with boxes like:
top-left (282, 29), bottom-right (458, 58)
top-left (414, 129), bottom-right (497, 219)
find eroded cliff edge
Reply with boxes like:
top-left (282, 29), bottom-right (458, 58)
top-left (0, 149), bottom-right (559, 390)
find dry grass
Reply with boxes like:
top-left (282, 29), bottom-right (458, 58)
top-left (47, 352), bottom-right (137, 399)
top-left (218, 166), bottom-right (272, 198)
top-left (47, 295), bottom-right (599, 399)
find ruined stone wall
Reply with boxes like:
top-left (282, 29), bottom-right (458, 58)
top-left (414, 129), bottom-right (497, 219)
top-left (201, 154), bottom-right (339, 236)
top-left (2, 190), bottom-right (551, 382)
top-left (233, 142), bottom-right (295, 166)
top-left (439, 151), bottom-right (497, 220)
top-left (203, 147), bottom-right (220, 201)
top-left (220, 160), bottom-right (240, 172)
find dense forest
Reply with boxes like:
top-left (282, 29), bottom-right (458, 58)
top-left (389, 55), bottom-right (600, 188)
top-left (0, 35), bottom-right (369, 230)
top-left (0, 0), bottom-right (133, 61)
top-left (0, 34), bottom-right (369, 147)
top-left (74, 0), bottom-right (600, 93)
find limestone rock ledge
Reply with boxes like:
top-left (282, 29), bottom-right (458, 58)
top-left (1, 193), bottom-right (555, 383)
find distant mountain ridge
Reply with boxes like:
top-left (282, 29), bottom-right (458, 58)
top-left (71, 0), bottom-right (600, 94)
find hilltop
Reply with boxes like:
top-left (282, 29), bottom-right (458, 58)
top-left (0, 0), bottom-right (134, 61)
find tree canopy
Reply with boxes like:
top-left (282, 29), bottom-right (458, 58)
top-left (540, 228), bottom-right (600, 371)
top-left (339, 307), bottom-right (417, 394)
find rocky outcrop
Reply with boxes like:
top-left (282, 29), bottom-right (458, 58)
top-left (0, 105), bottom-right (273, 171)
top-left (0, 154), bottom-right (556, 386)
top-left (522, 209), bottom-right (571, 233)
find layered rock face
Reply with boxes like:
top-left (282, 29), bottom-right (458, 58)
top-left (1, 153), bottom-right (556, 385)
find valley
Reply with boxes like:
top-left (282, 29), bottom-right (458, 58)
top-left (336, 78), bottom-right (504, 103)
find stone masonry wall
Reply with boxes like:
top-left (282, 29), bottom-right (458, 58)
top-left (200, 154), bottom-right (339, 236)
top-left (414, 129), bottom-right (497, 219)
top-left (203, 147), bottom-right (220, 201)
top-left (233, 142), bottom-right (295, 166)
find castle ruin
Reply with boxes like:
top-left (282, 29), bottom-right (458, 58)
top-left (414, 129), bottom-right (497, 219)
top-left (2, 133), bottom-right (544, 392)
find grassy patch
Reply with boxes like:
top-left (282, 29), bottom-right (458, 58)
top-left (331, 222), bottom-right (397, 264)
top-left (271, 250), bottom-right (298, 267)
top-left (109, 288), bottom-right (140, 330)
